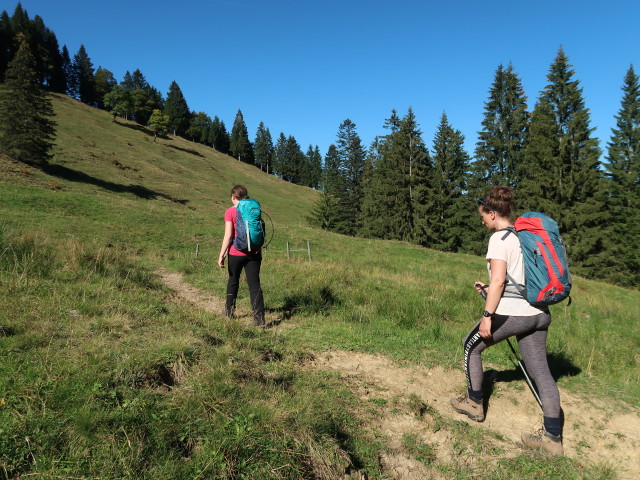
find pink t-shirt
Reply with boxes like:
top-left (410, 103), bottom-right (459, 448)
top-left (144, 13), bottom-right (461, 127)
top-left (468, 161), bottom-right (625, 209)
top-left (224, 206), bottom-right (248, 257)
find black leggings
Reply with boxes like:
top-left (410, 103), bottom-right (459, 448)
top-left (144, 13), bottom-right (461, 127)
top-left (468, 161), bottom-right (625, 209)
top-left (226, 254), bottom-right (264, 323)
top-left (462, 312), bottom-right (561, 418)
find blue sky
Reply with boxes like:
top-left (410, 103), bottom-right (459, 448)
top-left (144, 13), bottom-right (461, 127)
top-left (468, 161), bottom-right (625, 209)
top-left (10, 0), bottom-right (640, 160)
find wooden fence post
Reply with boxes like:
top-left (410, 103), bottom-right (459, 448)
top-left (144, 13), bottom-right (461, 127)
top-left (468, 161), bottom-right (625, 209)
top-left (307, 240), bottom-right (311, 261)
top-left (195, 244), bottom-right (199, 257)
top-left (286, 242), bottom-right (290, 259)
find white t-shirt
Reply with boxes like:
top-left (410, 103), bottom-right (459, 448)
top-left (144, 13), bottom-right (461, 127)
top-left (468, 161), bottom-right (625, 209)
top-left (486, 230), bottom-right (546, 317)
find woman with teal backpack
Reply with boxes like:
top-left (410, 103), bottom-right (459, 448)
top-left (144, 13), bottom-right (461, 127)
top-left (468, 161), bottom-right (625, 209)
top-left (450, 186), bottom-right (564, 455)
top-left (218, 184), bottom-right (265, 327)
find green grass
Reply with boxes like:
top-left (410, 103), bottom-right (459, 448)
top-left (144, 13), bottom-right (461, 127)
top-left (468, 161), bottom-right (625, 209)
top-left (1, 94), bottom-right (638, 479)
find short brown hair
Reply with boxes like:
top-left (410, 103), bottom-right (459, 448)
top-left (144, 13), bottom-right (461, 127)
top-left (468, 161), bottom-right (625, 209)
top-left (231, 184), bottom-right (248, 200)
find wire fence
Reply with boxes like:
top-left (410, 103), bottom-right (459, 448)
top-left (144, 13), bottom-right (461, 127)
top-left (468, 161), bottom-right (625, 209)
top-left (194, 240), bottom-right (313, 261)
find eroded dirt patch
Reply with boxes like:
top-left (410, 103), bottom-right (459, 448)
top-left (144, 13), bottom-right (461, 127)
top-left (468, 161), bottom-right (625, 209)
top-left (311, 350), bottom-right (640, 480)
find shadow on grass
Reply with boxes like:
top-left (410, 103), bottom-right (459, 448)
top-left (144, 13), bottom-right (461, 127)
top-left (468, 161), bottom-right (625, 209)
top-left (118, 121), bottom-right (154, 137)
top-left (265, 286), bottom-right (339, 328)
top-left (482, 351), bottom-right (581, 402)
top-left (43, 164), bottom-right (189, 204)
top-left (164, 144), bottom-right (204, 157)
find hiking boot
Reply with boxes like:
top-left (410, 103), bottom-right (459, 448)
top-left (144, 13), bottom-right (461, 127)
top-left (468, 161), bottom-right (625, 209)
top-left (450, 394), bottom-right (485, 422)
top-left (521, 429), bottom-right (564, 456)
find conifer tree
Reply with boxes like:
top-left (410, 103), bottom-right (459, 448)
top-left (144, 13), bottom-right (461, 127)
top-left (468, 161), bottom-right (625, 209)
top-left (164, 80), bottom-right (190, 136)
top-left (0, 10), bottom-right (11, 80)
top-left (208, 116), bottom-right (230, 153)
top-left (309, 145), bottom-right (322, 188)
top-left (472, 64), bottom-right (529, 190)
top-left (230, 109), bottom-right (253, 164)
top-left (426, 113), bottom-right (474, 252)
top-left (72, 44), bottom-right (97, 106)
top-left (315, 144), bottom-right (349, 233)
top-left (336, 119), bottom-right (366, 235)
top-left (378, 109), bottom-right (426, 241)
top-left (43, 29), bottom-right (65, 93)
top-left (0, 34), bottom-right (55, 166)
top-left (520, 48), bottom-right (607, 278)
top-left (254, 122), bottom-right (274, 173)
top-left (273, 132), bottom-right (287, 178)
top-left (359, 138), bottom-right (387, 238)
top-left (604, 65), bottom-right (640, 285)
top-left (284, 135), bottom-right (304, 183)
top-left (60, 45), bottom-right (74, 97)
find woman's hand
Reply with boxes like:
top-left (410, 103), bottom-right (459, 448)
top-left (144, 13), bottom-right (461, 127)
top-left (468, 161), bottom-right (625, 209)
top-left (474, 281), bottom-right (487, 296)
top-left (218, 255), bottom-right (225, 268)
top-left (479, 316), bottom-right (492, 339)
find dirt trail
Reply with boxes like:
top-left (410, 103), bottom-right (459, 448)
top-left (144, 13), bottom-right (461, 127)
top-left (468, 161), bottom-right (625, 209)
top-left (156, 266), bottom-right (284, 327)
top-left (157, 268), bottom-right (640, 480)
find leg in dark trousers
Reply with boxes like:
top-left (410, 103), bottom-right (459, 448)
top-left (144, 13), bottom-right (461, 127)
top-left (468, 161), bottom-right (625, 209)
top-left (226, 254), bottom-right (264, 325)
top-left (243, 254), bottom-right (265, 325)
top-left (225, 254), bottom-right (244, 317)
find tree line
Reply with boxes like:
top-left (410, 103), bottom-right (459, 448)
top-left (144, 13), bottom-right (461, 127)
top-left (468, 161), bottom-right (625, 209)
top-left (0, 3), bottom-right (323, 188)
top-left (0, 3), bottom-right (638, 287)
top-left (311, 55), bottom-right (639, 288)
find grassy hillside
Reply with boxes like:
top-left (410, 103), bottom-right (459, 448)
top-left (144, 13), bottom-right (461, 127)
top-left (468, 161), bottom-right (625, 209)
top-left (1, 94), bottom-right (638, 479)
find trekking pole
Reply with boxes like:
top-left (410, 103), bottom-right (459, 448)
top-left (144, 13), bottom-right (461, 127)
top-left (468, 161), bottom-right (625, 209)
top-left (505, 338), bottom-right (543, 410)
top-left (475, 283), bottom-right (543, 410)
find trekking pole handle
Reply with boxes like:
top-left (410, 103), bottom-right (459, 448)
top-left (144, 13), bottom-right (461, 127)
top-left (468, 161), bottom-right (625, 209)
top-left (475, 283), bottom-right (488, 300)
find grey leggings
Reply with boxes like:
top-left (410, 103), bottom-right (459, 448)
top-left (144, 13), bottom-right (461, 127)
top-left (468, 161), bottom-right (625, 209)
top-left (462, 312), bottom-right (561, 418)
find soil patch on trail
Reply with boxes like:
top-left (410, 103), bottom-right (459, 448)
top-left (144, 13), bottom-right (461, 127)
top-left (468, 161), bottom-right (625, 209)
top-left (310, 350), bottom-right (640, 480)
top-left (155, 266), bottom-right (285, 328)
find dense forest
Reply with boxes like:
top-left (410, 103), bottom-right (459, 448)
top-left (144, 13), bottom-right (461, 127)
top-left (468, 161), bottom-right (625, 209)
top-left (0, 3), bottom-right (638, 287)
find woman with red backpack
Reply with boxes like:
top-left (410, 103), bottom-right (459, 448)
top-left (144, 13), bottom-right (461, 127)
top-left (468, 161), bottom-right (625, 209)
top-left (450, 186), bottom-right (564, 456)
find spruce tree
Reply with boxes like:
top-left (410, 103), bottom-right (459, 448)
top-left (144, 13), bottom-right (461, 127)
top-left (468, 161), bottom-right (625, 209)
top-left (472, 64), bottom-right (529, 190)
top-left (317, 144), bottom-right (350, 234)
top-left (0, 34), bottom-right (55, 166)
top-left (164, 80), bottom-right (190, 136)
top-left (308, 191), bottom-right (342, 231)
top-left (273, 132), bottom-right (287, 178)
top-left (605, 65), bottom-right (640, 285)
top-left (336, 119), bottom-right (366, 235)
top-left (229, 109), bottom-right (253, 164)
top-left (72, 45), bottom-right (97, 106)
top-left (310, 145), bottom-right (322, 188)
top-left (254, 122), bottom-right (274, 173)
top-left (208, 116), bottom-right (229, 153)
top-left (0, 10), bottom-right (11, 81)
top-left (359, 138), bottom-right (387, 238)
top-left (61, 45), bottom-right (74, 97)
top-left (520, 48), bottom-right (607, 278)
top-left (284, 135), bottom-right (304, 183)
top-left (427, 113), bottom-right (474, 252)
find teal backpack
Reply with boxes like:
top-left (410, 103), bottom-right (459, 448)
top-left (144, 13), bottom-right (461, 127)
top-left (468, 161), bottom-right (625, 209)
top-left (502, 212), bottom-right (572, 307)
top-left (233, 199), bottom-right (265, 253)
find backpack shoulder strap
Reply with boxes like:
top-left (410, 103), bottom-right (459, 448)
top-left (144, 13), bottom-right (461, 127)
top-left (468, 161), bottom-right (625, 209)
top-left (499, 226), bottom-right (526, 298)
top-left (500, 226), bottom-right (517, 241)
